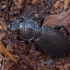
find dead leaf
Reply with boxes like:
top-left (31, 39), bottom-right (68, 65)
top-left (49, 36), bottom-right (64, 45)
top-left (22, 55), bottom-right (36, 70)
top-left (43, 9), bottom-right (70, 36)
top-left (0, 41), bottom-right (17, 63)
top-left (54, 1), bottom-right (60, 9)
top-left (54, 0), bottom-right (70, 10)
top-left (0, 32), bottom-right (6, 40)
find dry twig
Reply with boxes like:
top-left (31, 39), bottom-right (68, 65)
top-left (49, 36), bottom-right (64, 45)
top-left (0, 41), bottom-right (17, 63)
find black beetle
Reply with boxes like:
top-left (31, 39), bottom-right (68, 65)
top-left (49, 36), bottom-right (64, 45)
top-left (8, 16), bottom-right (70, 58)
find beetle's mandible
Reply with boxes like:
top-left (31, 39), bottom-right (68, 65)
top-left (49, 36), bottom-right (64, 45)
top-left (8, 16), bottom-right (70, 58)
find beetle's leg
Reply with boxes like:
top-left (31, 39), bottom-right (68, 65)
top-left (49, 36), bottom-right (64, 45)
top-left (38, 18), bottom-right (44, 27)
top-left (54, 24), bottom-right (69, 36)
top-left (40, 18), bottom-right (44, 26)
top-left (33, 44), bottom-right (40, 51)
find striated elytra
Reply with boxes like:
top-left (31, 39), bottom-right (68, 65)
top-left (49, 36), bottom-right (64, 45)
top-left (8, 16), bottom-right (70, 58)
top-left (34, 26), bottom-right (70, 57)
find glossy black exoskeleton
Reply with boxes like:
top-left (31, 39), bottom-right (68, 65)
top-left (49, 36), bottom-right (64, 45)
top-left (8, 16), bottom-right (70, 58)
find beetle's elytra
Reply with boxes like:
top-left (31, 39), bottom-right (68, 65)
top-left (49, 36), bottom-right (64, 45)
top-left (8, 16), bottom-right (70, 58)
top-left (34, 26), bottom-right (70, 57)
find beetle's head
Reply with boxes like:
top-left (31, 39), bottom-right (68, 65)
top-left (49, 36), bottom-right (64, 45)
top-left (8, 20), bottom-right (20, 33)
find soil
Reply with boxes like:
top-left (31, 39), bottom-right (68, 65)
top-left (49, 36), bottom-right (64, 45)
top-left (0, 0), bottom-right (70, 70)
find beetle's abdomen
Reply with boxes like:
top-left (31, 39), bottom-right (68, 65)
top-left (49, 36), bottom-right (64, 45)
top-left (34, 26), bottom-right (70, 57)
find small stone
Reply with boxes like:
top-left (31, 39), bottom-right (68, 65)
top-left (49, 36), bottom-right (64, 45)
top-left (35, 13), bottom-right (40, 18)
